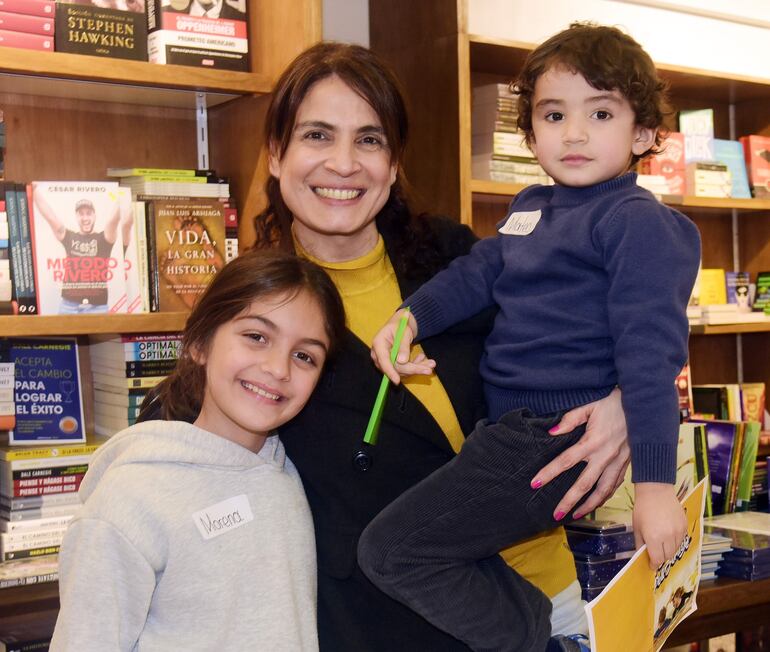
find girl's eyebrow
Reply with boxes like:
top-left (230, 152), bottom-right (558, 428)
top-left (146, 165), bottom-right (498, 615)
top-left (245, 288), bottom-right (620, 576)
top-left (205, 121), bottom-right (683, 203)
top-left (237, 314), bottom-right (329, 352)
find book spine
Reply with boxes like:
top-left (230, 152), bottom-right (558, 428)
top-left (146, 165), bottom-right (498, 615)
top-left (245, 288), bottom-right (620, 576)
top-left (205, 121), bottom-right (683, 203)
top-left (3, 453), bottom-right (91, 470)
top-left (91, 372), bottom-right (165, 389)
top-left (145, 201), bottom-right (159, 312)
top-left (2, 544), bottom-right (60, 561)
top-left (0, 10), bottom-right (54, 35)
top-left (4, 184), bottom-right (31, 313)
top-left (0, 569), bottom-right (58, 589)
top-left (0, 513), bottom-right (73, 532)
top-left (0, 0), bottom-right (55, 17)
top-left (0, 28), bottom-right (52, 50)
top-left (0, 491), bottom-right (80, 509)
top-left (90, 358), bottom-right (178, 376)
top-left (5, 474), bottom-right (84, 499)
top-left (0, 442), bottom-right (100, 461)
top-left (15, 185), bottom-right (38, 315)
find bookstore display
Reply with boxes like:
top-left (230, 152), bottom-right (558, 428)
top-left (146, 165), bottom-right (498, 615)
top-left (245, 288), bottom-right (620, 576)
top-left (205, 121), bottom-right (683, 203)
top-left (0, 0), bottom-right (320, 643)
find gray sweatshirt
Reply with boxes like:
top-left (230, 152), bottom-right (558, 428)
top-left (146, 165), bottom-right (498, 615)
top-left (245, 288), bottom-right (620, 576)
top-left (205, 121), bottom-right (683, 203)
top-left (51, 421), bottom-right (318, 651)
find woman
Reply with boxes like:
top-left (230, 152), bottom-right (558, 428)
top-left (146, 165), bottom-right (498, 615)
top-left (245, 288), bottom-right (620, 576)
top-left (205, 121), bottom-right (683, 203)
top-left (143, 42), bottom-right (629, 650)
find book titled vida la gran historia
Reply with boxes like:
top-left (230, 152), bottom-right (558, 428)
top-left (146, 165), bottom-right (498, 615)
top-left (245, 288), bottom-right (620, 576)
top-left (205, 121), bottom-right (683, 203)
top-left (145, 198), bottom-right (226, 311)
top-left (54, 0), bottom-right (148, 61)
top-left (8, 337), bottom-right (85, 446)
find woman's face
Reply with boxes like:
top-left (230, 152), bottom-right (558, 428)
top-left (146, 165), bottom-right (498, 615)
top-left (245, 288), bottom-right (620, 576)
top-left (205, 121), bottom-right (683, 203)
top-left (269, 75), bottom-right (397, 262)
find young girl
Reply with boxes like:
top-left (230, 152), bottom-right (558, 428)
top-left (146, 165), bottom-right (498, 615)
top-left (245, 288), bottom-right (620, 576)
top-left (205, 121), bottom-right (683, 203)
top-left (50, 250), bottom-right (346, 651)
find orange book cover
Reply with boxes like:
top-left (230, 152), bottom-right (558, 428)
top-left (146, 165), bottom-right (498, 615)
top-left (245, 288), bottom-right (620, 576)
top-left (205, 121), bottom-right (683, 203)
top-left (740, 134), bottom-right (770, 197)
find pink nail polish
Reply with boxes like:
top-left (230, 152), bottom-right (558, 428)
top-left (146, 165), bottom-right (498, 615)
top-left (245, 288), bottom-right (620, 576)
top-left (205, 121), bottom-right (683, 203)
top-left (548, 426), bottom-right (559, 434)
top-left (530, 479), bottom-right (542, 489)
top-left (554, 511), bottom-right (565, 521)
top-left (573, 512), bottom-right (583, 520)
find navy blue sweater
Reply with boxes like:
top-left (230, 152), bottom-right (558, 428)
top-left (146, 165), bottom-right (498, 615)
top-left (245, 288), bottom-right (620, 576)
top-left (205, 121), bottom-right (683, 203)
top-left (407, 173), bottom-right (701, 483)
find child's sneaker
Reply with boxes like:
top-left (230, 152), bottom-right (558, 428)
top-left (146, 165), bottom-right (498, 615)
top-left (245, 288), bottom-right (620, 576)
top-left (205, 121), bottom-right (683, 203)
top-left (547, 633), bottom-right (591, 651)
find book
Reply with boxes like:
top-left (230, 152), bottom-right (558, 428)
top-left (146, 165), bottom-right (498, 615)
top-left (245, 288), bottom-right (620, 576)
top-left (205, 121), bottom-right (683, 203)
top-left (697, 268), bottom-right (727, 305)
top-left (674, 363), bottom-right (693, 421)
top-left (713, 139), bottom-right (752, 199)
top-left (0, 491), bottom-right (80, 510)
top-left (639, 131), bottom-right (686, 195)
top-left (0, 439), bottom-right (102, 462)
top-left (107, 167), bottom-right (200, 177)
top-left (740, 382), bottom-right (766, 424)
top-left (735, 421), bottom-right (760, 511)
top-left (3, 183), bottom-right (36, 314)
top-left (584, 480), bottom-right (706, 652)
top-left (54, 1), bottom-right (148, 61)
top-left (146, 0), bottom-right (249, 71)
top-left (91, 371), bottom-right (165, 390)
top-left (695, 419), bottom-right (740, 515)
top-left (754, 271), bottom-right (770, 314)
top-left (93, 387), bottom-right (148, 409)
top-left (0, 11), bottom-right (54, 35)
top-left (7, 337), bottom-right (85, 445)
top-left (0, 0), bottom-right (55, 16)
top-left (30, 181), bottom-right (128, 314)
top-left (145, 198), bottom-right (227, 311)
top-left (88, 333), bottom-right (182, 361)
top-left (0, 553), bottom-right (58, 590)
top-left (0, 28), bottom-right (52, 49)
top-left (740, 134), bottom-right (770, 198)
top-left (117, 187), bottom-right (144, 313)
top-left (120, 177), bottom-right (230, 198)
top-left (725, 271), bottom-right (751, 309)
top-left (679, 108), bottom-right (715, 163)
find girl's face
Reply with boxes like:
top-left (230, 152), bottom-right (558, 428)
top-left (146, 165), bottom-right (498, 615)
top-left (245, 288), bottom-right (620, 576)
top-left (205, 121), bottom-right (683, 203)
top-left (193, 290), bottom-right (331, 453)
top-left (268, 74), bottom-right (398, 262)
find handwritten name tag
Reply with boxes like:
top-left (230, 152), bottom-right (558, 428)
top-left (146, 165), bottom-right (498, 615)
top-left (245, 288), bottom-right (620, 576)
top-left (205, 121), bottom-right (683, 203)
top-left (498, 209), bottom-right (542, 236)
top-left (192, 494), bottom-right (254, 541)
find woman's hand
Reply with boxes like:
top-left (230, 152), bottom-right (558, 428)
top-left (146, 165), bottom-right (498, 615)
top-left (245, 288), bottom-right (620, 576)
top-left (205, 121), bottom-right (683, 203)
top-left (370, 309), bottom-right (434, 384)
top-left (530, 387), bottom-right (630, 520)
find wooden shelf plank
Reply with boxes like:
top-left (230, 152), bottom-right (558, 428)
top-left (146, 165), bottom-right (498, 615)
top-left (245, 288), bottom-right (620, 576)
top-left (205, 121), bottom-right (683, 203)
top-left (0, 48), bottom-right (271, 108)
top-left (0, 313), bottom-right (188, 337)
top-left (690, 322), bottom-right (770, 335)
top-left (470, 179), bottom-right (770, 212)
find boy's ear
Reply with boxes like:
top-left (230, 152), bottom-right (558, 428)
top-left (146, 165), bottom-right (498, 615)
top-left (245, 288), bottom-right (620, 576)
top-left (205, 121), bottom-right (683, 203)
top-left (632, 126), bottom-right (657, 156)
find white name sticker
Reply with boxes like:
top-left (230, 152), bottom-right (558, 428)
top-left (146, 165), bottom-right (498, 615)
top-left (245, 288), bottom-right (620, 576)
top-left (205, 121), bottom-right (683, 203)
top-left (498, 209), bottom-right (542, 236)
top-left (192, 494), bottom-right (254, 541)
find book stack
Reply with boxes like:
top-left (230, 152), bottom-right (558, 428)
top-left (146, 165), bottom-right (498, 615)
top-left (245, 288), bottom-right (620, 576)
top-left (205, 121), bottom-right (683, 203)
top-left (706, 511), bottom-right (770, 581)
top-left (0, 440), bottom-right (101, 570)
top-left (565, 518), bottom-right (636, 602)
top-left (638, 131), bottom-right (686, 195)
top-left (0, 0), bottom-right (54, 52)
top-left (146, 0), bottom-right (249, 71)
top-left (88, 333), bottom-right (181, 436)
top-left (54, 0), bottom-right (147, 61)
top-left (111, 168), bottom-right (231, 199)
top-left (685, 161), bottom-right (732, 198)
top-left (699, 530), bottom-right (732, 581)
top-left (740, 134), bottom-right (770, 199)
top-left (2, 183), bottom-right (36, 315)
top-left (471, 82), bottom-right (550, 186)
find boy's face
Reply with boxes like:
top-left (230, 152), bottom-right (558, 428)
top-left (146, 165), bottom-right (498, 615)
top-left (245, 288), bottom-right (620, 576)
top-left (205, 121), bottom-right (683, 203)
top-left (529, 66), bottom-right (655, 187)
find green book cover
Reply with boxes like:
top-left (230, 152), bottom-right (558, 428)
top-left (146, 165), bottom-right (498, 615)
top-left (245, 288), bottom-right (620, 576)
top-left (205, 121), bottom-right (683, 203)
top-left (735, 421), bottom-right (761, 511)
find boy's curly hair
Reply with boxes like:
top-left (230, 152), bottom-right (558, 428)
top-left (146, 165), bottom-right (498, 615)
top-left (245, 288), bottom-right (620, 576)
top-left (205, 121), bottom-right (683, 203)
top-left (514, 22), bottom-right (671, 165)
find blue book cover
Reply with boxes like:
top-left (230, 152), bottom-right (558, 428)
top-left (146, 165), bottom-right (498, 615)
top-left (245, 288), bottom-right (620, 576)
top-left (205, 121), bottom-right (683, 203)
top-left (694, 420), bottom-right (738, 515)
top-left (9, 337), bottom-right (86, 445)
top-left (714, 139), bottom-right (752, 199)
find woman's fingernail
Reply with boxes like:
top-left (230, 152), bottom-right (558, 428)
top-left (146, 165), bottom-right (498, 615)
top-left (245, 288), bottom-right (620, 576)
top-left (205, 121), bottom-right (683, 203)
top-left (573, 512), bottom-right (583, 520)
top-left (548, 426), bottom-right (559, 434)
top-left (531, 479), bottom-right (542, 489)
top-left (554, 511), bottom-right (566, 521)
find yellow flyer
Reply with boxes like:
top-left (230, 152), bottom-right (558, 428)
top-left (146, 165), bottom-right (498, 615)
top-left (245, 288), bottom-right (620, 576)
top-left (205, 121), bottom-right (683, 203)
top-left (585, 478), bottom-right (707, 652)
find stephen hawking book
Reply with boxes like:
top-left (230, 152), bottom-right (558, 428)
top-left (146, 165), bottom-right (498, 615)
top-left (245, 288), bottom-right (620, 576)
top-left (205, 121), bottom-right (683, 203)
top-left (30, 181), bottom-right (128, 315)
top-left (145, 198), bottom-right (226, 311)
top-left (8, 337), bottom-right (85, 445)
top-left (54, 0), bottom-right (148, 61)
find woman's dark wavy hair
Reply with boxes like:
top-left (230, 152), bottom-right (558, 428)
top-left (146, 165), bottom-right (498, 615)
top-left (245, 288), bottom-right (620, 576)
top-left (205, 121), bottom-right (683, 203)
top-left (514, 22), bottom-right (671, 166)
top-left (145, 250), bottom-right (346, 423)
top-left (252, 41), bottom-right (443, 278)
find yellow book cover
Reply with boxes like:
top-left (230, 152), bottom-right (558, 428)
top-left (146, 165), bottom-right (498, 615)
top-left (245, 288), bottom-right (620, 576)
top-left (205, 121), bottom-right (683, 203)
top-left (585, 478), bottom-right (706, 652)
top-left (698, 268), bottom-right (727, 305)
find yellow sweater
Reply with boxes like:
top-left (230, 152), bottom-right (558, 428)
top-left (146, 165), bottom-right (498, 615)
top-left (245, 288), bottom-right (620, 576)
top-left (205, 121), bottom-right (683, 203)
top-left (298, 236), bottom-right (575, 597)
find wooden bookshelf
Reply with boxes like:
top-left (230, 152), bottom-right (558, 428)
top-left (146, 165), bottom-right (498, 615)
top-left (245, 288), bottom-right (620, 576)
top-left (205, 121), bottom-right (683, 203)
top-left (0, 313), bottom-right (188, 337)
top-left (690, 322), bottom-right (770, 335)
